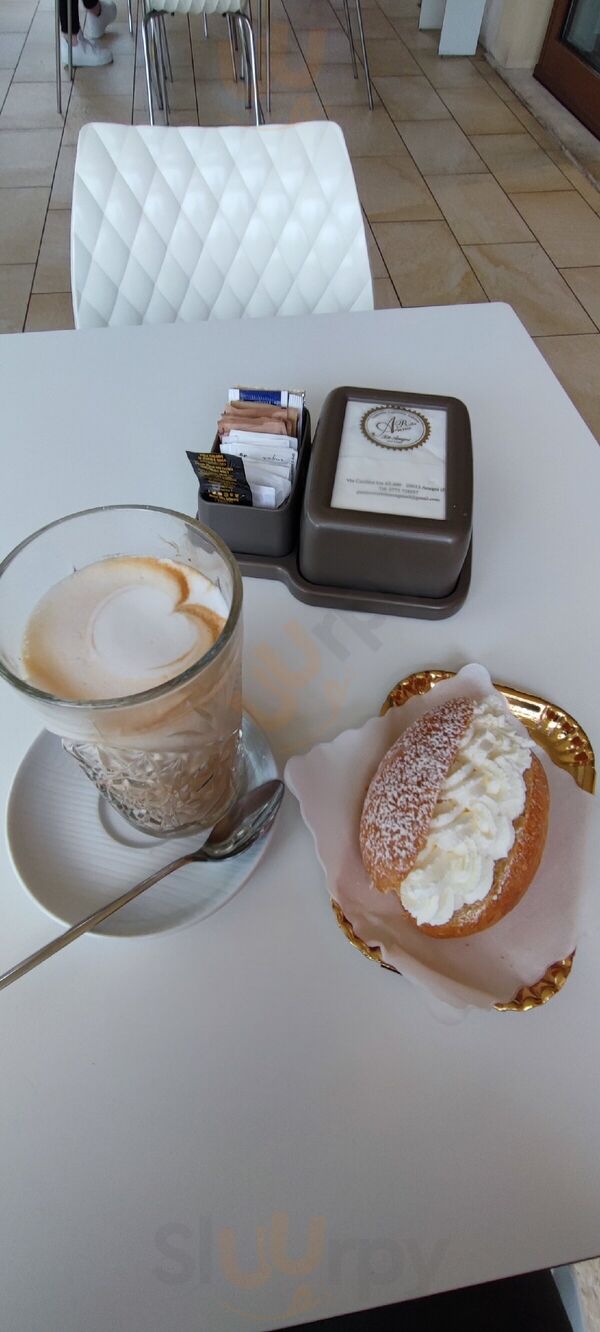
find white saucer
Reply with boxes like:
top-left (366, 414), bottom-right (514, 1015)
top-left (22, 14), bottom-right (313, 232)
top-left (6, 714), bottom-right (278, 939)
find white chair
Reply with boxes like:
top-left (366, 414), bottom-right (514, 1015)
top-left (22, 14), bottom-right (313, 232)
top-left (141, 0), bottom-right (262, 126)
top-left (70, 121), bottom-right (374, 329)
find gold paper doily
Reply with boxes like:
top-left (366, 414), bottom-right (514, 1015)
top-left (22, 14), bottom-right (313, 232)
top-left (333, 671), bottom-right (595, 1012)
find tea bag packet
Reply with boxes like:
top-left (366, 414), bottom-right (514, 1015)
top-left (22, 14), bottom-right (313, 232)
top-left (187, 452), bottom-right (252, 506)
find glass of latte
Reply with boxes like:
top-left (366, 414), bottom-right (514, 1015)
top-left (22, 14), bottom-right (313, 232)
top-left (0, 506), bottom-right (243, 837)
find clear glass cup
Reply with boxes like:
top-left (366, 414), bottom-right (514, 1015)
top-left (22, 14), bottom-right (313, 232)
top-left (0, 506), bottom-right (243, 837)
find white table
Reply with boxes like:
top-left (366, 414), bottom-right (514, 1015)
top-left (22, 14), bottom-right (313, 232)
top-left (0, 304), bottom-right (599, 1332)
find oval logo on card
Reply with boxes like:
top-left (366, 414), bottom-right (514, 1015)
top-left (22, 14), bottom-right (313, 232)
top-left (360, 406), bottom-right (431, 450)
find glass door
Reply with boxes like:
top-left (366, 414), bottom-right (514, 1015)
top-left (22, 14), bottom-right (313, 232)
top-left (535, 0), bottom-right (600, 138)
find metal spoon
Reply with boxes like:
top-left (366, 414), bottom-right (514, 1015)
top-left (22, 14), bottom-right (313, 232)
top-left (0, 779), bottom-right (284, 993)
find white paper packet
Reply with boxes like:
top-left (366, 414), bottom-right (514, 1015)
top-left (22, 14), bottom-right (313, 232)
top-left (221, 441), bottom-right (295, 479)
top-left (224, 431), bottom-right (298, 451)
top-left (285, 664), bottom-right (595, 1010)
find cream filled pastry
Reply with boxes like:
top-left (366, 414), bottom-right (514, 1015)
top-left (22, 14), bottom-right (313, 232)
top-left (22, 555), bottom-right (227, 701)
top-left (359, 695), bottom-right (550, 937)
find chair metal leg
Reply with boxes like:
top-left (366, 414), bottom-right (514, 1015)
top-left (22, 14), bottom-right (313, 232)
top-left (159, 12), bottom-right (172, 82)
top-left (238, 11), bottom-right (263, 126)
top-left (203, 12), bottom-right (208, 37)
top-left (141, 11), bottom-right (155, 123)
top-left (342, 0), bottom-right (358, 79)
top-left (127, 0), bottom-right (133, 36)
top-left (355, 0), bottom-right (374, 109)
top-left (67, 0), bottom-right (73, 83)
top-left (265, 0), bottom-right (270, 111)
top-left (257, 0), bottom-right (262, 80)
top-left (55, 0), bottom-right (62, 114)
top-left (150, 17), bottom-right (163, 109)
top-left (154, 15), bottom-right (170, 118)
top-left (227, 14), bottom-right (238, 82)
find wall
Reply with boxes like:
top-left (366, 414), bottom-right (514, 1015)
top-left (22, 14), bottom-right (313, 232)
top-left (480, 0), bottom-right (555, 68)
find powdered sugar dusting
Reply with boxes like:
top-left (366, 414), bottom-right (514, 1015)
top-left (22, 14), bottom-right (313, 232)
top-left (360, 697), bottom-right (475, 886)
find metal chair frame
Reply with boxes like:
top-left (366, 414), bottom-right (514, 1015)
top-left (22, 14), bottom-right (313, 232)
top-left (141, 2), bottom-right (262, 125)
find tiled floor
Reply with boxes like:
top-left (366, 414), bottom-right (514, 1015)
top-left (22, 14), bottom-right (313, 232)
top-left (0, 0), bottom-right (599, 442)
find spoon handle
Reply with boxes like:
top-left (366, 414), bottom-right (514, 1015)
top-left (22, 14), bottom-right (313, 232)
top-left (0, 852), bottom-right (197, 992)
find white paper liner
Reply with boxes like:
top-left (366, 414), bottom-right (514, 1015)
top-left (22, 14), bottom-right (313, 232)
top-left (285, 664), bottom-right (594, 1010)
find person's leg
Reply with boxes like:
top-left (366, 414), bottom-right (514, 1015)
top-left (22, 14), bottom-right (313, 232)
top-left (59, 0), bottom-right (80, 38)
top-left (81, 0), bottom-right (118, 40)
top-left (59, 0), bottom-right (113, 63)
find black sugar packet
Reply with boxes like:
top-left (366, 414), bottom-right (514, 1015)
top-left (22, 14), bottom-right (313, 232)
top-left (187, 451), bottom-right (253, 506)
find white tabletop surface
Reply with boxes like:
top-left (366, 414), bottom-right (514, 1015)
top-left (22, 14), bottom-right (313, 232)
top-left (1, 304), bottom-right (599, 1332)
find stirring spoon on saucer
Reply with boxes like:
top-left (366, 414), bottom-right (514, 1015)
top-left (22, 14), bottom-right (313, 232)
top-left (0, 779), bottom-right (284, 992)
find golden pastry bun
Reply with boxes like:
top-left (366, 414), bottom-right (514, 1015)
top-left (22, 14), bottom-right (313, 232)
top-left (359, 696), bottom-right (550, 938)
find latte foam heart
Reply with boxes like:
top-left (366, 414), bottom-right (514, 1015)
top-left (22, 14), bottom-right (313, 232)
top-left (22, 555), bottom-right (228, 701)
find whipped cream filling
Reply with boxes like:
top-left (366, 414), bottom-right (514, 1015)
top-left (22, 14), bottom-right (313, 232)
top-left (400, 696), bottom-right (534, 927)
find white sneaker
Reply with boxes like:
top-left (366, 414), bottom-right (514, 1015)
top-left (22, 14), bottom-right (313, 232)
top-left (60, 32), bottom-right (113, 64)
top-left (85, 0), bottom-right (117, 38)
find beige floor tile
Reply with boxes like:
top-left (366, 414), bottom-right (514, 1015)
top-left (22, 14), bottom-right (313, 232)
top-left (560, 268), bottom-right (600, 329)
top-left (312, 62), bottom-right (378, 107)
top-left (189, 79), bottom-right (257, 125)
top-left (14, 33), bottom-right (70, 83)
top-left (263, 51), bottom-right (314, 93)
top-left (373, 276), bottom-right (400, 308)
top-left (328, 105), bottom-right (403, 155)
top-left (365, 222), bottom-right (388, 278)
top-left (397, 119), bottom-right (484, 174)
top-left (463, 242), bottom-right (595, 336)
top-left (0, 70), bottom-right (12, 108)
top-left (0, 262), bottom-right (34, 332)
top-left (354, 9), bottom-right (398, 39)
top-left (0, 127), bottom-right (60, 187)
top-left (25, 8), bottom-right (54, 40)
top-left (469, 133), bottom-right (571, 194)
top-left (374, 75), bottom-right (450, 120)
top-left (32, 208), bottom-right (71, 293)
top-left (0, 33), bottom-right (26, 68)
top-left (0, 185), bottom-right (48, 261)
top-left (265, 91), bottom-right (326, 123)
top-left (49, 143), bottom-right (76, 209)
top-left (0, 2), bottom-right (37, 33)
top-left (134, 76), bottom-right (196, 112)
top-left (283, 0), bottom-right (341, 30)
top-left (378, 0), bottom-right (424, 13)
top-left (356, 38), bottom-right (421, 77)
top-left (353, 153), bottom-right (441, 222)
top-left (63, 93), bottom-right (132, 144)
top-left (555, 160), bottom-right (600, 218)
top-left (471, 60), bottom-right (515, 102)
top-left (390, 18), bottom-right (438, 49)
top-left (425, 172), bottom-right (533, 243)
top-left (511, 191), bottom-right (600, 268)
top-left (25, 292), bottom-right (75, 331)
top-left (438, 85), bottom-right (523, 135)
top-left (378, 0), bottom-right (423, 13)
top-left (535, 334), bottom-right (600, 442)
top-left (187, 38), bottom-right (231, 80)
top-left (74, 57), bottom-right (138, 96)
top-left (297, 28), bottom-right (352, 65)
top-left (0, 81), bottom-right (65, 129)
top-left (413, 54), bottom-right (486, 88)
top-left (507, 100), bottom-right (560, 153)
top-left (264, 19), bottom-right (300, 54)
top-left (373, 219), bottom-right (487, 306)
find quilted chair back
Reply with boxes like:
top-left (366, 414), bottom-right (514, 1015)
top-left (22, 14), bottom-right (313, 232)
top-left (71, 121), bottom-right (374, 328)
